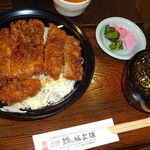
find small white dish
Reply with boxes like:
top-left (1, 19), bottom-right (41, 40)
top-left (96, 17), bottom-right (146, 60)
top-left (52, 0), bottom-right (91, 17)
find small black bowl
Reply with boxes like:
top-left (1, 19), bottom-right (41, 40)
top-left (123, 49), bottom-right (150, 113)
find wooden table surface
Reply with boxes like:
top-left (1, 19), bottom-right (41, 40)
top-left (0, 0), bottom-right (150, 150)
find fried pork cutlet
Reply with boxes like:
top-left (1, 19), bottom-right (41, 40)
top-left (0, 28), bottom-right (11, 79)
top-left (0, 78), bottom-right (42, 105)
top-left (0, 80), bottom-right (7, 88)
top-left (10, 19), bottom-right (44, 78)
top-left (63, 36), bottom-right (84, 81)
top-left (0, 20), bottom-right (84, 107)
top-left (44, 23), bottom-right (67, 80)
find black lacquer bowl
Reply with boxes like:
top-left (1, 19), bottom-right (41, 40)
top-left (123, 49), bottom-right (150, 113)
top-left (0, 9), bottom-right (95, 119)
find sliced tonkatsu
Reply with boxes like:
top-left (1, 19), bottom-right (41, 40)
top-left (0, 28), bottom-right (11, 79)
top-left (63, 35), bottom-right (84, 81)
top-left (0, 78), bottom-right (42, 105)
top-left (44, 23), bottom-right (67, 80)
top-left (0, 20), bottom-right (84, 106)
top-left (10, 19), bottom-right (44, 78)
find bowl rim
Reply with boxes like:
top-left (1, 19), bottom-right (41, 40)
top-left (53, 0), bottom-right (91, 5)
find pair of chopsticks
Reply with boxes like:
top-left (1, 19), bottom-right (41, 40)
top-left (108, 117), bottom-right (150, 134)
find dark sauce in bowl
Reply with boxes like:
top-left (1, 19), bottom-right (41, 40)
top-left (123, 49), bottom-right (150, 113)
top-left (131, 53), bottom-right (150, 103)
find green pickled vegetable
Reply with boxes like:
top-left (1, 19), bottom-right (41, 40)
top-left (109, 42), bottom-right (117, 49)
top-left (104, 24), bottom-right (124, 51)
top-left (109, 41), bottom-right (123, 51)
top-left (105, 31), bottom-right (120, 42)
top-left (104, 25), bottom-right (115, 34)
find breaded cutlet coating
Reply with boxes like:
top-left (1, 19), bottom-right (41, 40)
top-left (44, 23), bottom-right (67, 80)
top-left (10, 19), bottom-right (45, 78)
top-left (63, 35), bottom-right (84, 81)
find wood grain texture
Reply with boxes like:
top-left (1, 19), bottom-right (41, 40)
top-left (136, 0), bottom-right (150, 21)
top-left (0, 0), bottom-right (12, 12)
top-left (0, 0), bottom-right (150, 150)
top-left (0, 28), bottom-right (149, 150)
top-left (12, 0), bottom-right (144, 25)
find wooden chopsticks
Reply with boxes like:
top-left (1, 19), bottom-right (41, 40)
top-left (108, 117), bottom-right (150, 134)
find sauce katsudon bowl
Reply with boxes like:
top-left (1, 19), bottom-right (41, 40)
top-left (123, 49), bottom-right (150, 113)
top-left (0, 9), bottom-right (95, 119)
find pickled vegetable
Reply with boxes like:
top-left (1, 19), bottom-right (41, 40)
top-left (109, 41), bottom-right (123, 51)
top-left (104, 24), bottom-right (124, 51)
